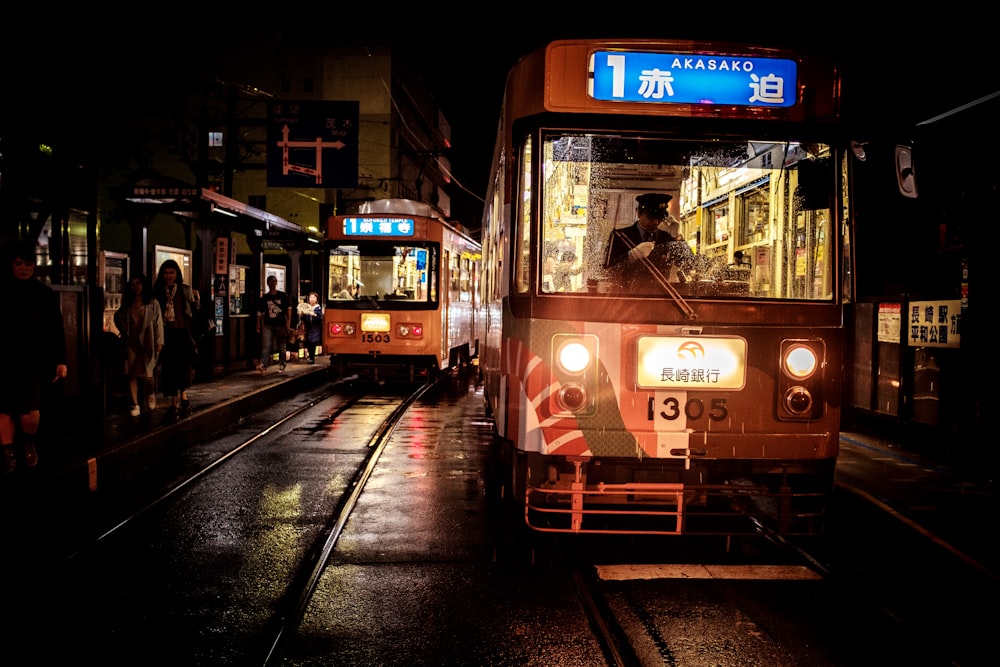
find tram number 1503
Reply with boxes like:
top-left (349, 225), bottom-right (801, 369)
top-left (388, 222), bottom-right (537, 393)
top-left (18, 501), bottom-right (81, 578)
top-left (362, 333), bottom-right (390, 343)
top-left (651, 396), bottom-right (729, 422)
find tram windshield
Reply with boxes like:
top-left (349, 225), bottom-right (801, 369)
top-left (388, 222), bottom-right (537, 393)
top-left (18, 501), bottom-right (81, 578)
top-left (326, 242), bottom-right (437, 308)
top-left (531, 132), bottom-right (837, 301)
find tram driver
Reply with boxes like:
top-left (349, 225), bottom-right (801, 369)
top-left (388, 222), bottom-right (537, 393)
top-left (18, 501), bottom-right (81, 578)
top-left (603, 193), bottom-right (695, 291)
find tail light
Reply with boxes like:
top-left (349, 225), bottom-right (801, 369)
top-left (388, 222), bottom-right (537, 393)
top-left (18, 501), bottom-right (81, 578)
top-left (329, 322), bottom-right (356, 337)
top-left (397, 323), bottom-right (423, 338)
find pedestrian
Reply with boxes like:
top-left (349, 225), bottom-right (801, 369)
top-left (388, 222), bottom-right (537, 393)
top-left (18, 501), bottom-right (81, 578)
top-left (553, 250), bottom-right (584, 292)
top-left (297, 292), bottom-right (324, 364)
top-left (113, 273), bottom-right (164, 417)
top-left (153, 259), bottom-right (199, 418)
top-left (257, 274), bottom-right (291, 373)
top-left (0, 239), bottom-right (68, 473)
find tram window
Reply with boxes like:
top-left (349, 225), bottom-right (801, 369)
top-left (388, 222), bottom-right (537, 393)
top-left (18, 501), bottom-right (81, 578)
top-left (533, 132), bottom-right (835, 302)
top-left (328, 243), bottom-right (434, 304)
top-left (515, 136), bottom-right (533, 294)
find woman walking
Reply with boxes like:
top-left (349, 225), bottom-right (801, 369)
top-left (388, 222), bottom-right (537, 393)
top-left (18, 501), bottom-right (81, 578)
top-left (297, 292), bottom-right (324, 364)
top-left (153, 260), bottom-right (199, 418)
top-left (114, 274), bottom-right (163, 417)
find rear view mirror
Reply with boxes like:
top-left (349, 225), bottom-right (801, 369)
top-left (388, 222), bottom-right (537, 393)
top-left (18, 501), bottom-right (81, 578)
top-left (895, 145), bottom-right (918, 198)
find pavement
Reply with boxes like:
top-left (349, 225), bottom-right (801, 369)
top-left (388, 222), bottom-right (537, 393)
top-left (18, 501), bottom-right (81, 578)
top-left (2, 361), bottom-right (996, 581)
top-left (0, 357), bottom-right (332, 504)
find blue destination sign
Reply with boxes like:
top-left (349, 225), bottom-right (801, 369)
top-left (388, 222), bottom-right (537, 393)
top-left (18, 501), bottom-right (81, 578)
top-left (589, 51), bottom-right (797, 107)
top-left (343, 217), bottom-right (415, 237)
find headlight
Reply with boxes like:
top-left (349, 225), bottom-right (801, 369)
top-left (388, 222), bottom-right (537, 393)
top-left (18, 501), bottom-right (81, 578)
top-left (778, 339), bottom-right (825, 421)
top-left (550, 334), bottom-right (599, 417)
top-left (783, 344), bottom-right (818, 379)
top-left (558, 342), bottom-right (591, 374)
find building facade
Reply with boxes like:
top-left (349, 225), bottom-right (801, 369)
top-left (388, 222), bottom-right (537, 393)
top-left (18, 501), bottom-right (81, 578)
top-left (1, 37), bottom-right (456, 428)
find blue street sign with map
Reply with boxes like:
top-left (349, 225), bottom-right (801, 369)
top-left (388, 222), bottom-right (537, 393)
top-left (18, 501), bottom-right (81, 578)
top-left (589, 51), bottom-right (797, 107)
top-left (267, 100), bottom-right (359, 188)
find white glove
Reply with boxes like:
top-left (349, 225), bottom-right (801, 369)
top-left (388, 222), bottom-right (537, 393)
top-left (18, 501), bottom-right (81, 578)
top-left (627, 241), bottom-right (655, 262)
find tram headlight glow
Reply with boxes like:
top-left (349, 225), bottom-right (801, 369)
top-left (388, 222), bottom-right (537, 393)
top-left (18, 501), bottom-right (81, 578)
top-left (778, 338), bottom-right (825, 421)
top-left (558, 342), bottom-right (591, 374)
top-left (550, 333), bottom-right (598, 416)
top-left (783, 344), bottom-right (818, 379)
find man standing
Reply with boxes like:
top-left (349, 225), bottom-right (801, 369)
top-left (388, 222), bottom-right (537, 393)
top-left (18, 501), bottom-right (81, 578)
top-left (256, 274), bottom-right (291, 373)
top-left (1, 240), bottom-right (68, 473)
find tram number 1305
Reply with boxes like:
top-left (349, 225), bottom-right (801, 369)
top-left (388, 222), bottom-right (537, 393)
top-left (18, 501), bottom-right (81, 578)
top-left (362, 333), bottom-right (390, 343)
top-left (650, 396), bottom-right (729, 422)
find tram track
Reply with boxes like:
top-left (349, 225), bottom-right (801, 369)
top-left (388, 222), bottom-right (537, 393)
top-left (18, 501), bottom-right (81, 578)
top-left (261, 378), bottom-right (438, 665)
top-left (18, 377), bottom-right (442, 664)
top-left (544, 516), bottom-right (832, 667)
top-left (64, 383), bottom-right (351, 562)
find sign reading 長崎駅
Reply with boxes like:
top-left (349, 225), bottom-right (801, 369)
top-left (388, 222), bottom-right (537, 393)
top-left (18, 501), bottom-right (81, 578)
top-left (907, 300), bottom-right (961, 348)
top-left (589, 51), bottom-right (797, 107)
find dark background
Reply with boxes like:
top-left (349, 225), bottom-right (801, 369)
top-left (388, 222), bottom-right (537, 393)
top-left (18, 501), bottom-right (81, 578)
top-left (7, 12), bottom-right (998, 226)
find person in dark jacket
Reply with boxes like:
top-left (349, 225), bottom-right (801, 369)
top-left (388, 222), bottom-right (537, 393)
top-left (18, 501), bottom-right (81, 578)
top-left (257, 274), bottom-right (291, 373)
top-left (604, 193), bottom-right (676, 272)
top-left (0, 240), bottom-right (68, 473)
top-left (153, 259), bottom-right (199, 418)
top-left (604, 192), bottom-right (693, 290)
top-left (296, 291), bottom-right (324, 364)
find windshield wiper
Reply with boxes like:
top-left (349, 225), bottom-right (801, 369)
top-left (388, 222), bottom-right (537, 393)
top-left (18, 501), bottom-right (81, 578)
top-left (614, 231), bottom-right (697, 320)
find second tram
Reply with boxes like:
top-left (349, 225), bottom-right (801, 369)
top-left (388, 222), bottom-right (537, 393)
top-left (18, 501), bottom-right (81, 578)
top-left (323, 199), bottom-right (481, 383)
top-left (480, 39), bottom-right (856, 536)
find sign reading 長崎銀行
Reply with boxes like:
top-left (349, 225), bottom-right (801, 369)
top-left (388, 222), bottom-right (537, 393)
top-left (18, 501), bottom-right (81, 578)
top-left (907, 300), bottom-right (961, 348)
top-left (267, 100), bottom-right (359, 188)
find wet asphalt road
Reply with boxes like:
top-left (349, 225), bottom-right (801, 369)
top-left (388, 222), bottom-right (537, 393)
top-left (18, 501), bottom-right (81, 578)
top-left (4, 371), bottom-right (996, 665)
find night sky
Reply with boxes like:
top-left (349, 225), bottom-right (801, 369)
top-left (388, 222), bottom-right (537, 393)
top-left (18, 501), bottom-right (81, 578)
top-left (7, 12), bottom-right (997, 226)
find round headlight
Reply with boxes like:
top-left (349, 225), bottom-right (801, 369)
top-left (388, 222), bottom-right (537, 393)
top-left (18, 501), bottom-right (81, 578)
top-left (558, 342), bottom-right (590, 374)
top-left (784, 345), bottom-right (818, 379)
